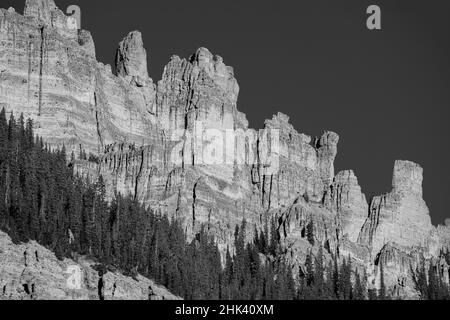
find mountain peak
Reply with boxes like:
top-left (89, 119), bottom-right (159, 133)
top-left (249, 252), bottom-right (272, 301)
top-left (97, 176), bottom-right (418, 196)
top-left (392, 160), bottom-right (423, 196)
top-left (115, 30), bottom-right (150, 86)
top-left (24, 0), bottom-right (57, 25)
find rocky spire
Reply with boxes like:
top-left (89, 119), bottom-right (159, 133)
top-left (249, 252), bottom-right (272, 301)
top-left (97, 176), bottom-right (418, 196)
top-left (2, 0), bottom-right (450, 299)
top-left (358, 160), bottom-right (431, 257)
top-left (189, 47), bottom-right (240, 104)
top-left (316, 131), bottom-right (339, 187)
top-left (193, 47), bottom-right (214, 70)
top-left (24, 0), bottom-right (56, 26)
top-left (326, 170), bottom-right (368, 242)
top-left (115, 31), bottom-right (149, 86)
top-left (392, 160), bottom-right (423, 196)
top-left (78, 30), bottom-right (96, 58)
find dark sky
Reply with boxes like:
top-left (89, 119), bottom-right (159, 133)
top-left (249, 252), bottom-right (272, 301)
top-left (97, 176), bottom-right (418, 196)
top-left (5, 0), bottom-right (450, 225)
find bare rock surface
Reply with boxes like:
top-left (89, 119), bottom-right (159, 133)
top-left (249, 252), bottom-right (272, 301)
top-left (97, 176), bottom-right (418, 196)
top-left (0, 231), bottom-right (180, 300)
top-left (358, 161), bottom-right (433, 257)
top-left (1, 0), bottom-right (450, 299)
top-left (325, 170), bottom-right (368, 243)
top-left (115, 31), bottom-right (150, 87)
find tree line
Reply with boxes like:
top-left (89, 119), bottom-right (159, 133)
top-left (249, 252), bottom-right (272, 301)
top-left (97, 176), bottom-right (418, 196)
top-left (413, 252), bottom-right (450, 300)
top-left (0, 109), bottom-right (447, 300)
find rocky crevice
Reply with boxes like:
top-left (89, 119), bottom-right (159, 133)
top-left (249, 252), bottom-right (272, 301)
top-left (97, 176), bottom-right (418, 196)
top-left (37, 26), bottom-right (44, 117)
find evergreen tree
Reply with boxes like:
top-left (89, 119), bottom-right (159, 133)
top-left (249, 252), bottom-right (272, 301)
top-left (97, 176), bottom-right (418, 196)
top-left (314, 246), bottom-right (325, 298)
top-left (268, 218), bottom-right (278, 256)
top-left (379, 262), bottom-right (387, 300)
top-left (305, 251), bottom-right (314, 288)
top-left (353, 270), bottom-right (366, 300)
top-left (4, 110), bottom-right (438, 301)
top-left (306, 221), bottom-right (314, 245)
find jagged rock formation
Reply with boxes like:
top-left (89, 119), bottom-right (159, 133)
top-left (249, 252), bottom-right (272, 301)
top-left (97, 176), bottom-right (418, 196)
top-left (0, 0), bottom-right (157, 155)
top-left (1, 0), bottom-right (450, 299)
top-left (358, 161), bottom-right (434, 256)
top-left (0, 231), bottom-right (180, 300)
top-left (325, 170), bottom-right (368, 243)
top-left (115, 31), bottom-right (150, 87)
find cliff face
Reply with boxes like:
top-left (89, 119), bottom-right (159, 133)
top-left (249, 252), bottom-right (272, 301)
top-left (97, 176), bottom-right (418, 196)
top-left (0, 0), bottom-right (158, 155)
top-left (358, 161), bottom-right (434, 256)
top-left (1, 0), bottom-right (450, 299)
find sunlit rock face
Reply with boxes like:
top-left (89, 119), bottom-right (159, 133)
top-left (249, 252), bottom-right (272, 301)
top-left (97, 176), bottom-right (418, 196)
top-left (325, 170), bottom-right (368, 243)
top-left (358, 161), bottom-right (433, 257)
top-left (1, 0), bottom-right (450, 299)
top-left (0, 0), bottom-right (158, 156)
top-left (155, 47), bottom-right (243, 136)
top-left (252, 113), bottom-right (339, 209)
top-left (115, 31), bottom-right (149, 87)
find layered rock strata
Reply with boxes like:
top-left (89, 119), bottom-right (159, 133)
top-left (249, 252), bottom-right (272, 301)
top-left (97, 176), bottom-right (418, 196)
top-left (1, 0), bottom-right (450, 299)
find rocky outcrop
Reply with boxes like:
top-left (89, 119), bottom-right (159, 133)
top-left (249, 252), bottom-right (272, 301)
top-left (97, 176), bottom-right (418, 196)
top-left (115, 31), bottom-right (150, 87)
top-left (0, 231), bottom-right (180, 300)
top-left (0, 0), bottom-right (158, 155)
top-left (358, 161), bottom-right (433, 257)
top-left (155, 47), bottom-right (244, 135)
top-left (325, 170), bottom-right (368, 243)
top-left (316, 131), bottom-right (339, 188)
top-left (1, 0), bottom-right (450, 299)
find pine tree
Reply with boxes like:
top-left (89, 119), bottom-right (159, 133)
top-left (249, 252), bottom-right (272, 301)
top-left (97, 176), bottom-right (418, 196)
top-left (306, 221), bottom-right (314, 245)
top-left (268, 218), bottom-right (279, 256)
top-left (0, 112), bottom-right (393, 301)
top-left (259, 222), bottom-right (268, 254)
top-left (379, 262), bottom-right (387, 300)
top-left (332, 254), bottom-right (340, 299)
top-left (325, 260), bottom-right (336, 299)
top-left (413, 261), bottom-right (428, 299)
top-left (353, 270), bottom-right (366, 300)
top-left (368, 288), bottom-right (378, 300)
top-left (305, 251), bottom-right (314, 287)
top-left (342, 257), bottom-right (353, 299)
top-left (314, 246), bottom-right (325, 298)
top-left (427, 263), bottom-right (438, 300)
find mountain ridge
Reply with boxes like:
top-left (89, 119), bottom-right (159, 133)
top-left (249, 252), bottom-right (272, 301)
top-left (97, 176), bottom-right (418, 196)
top-left (1, 0), bottom-right (450, 299)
